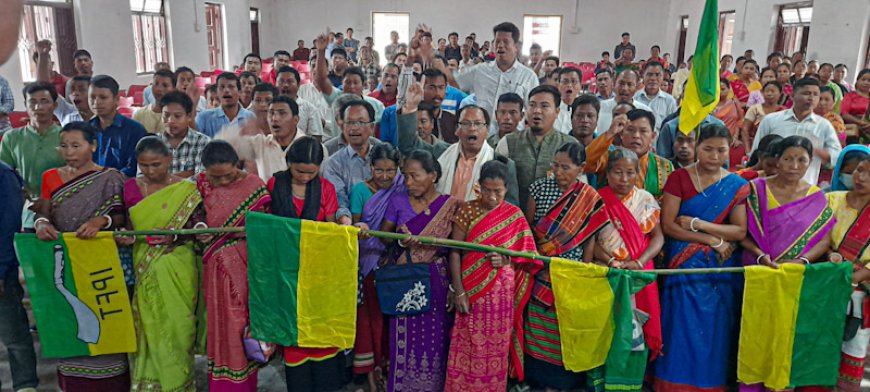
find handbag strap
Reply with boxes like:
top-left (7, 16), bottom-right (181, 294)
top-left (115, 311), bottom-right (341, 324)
top-left (379, 244), bottom-right (414, 267)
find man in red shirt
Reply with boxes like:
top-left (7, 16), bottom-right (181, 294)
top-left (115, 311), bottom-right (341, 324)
top-left (368, 64), bottom-right (399, 107)
top-left (292, 40), bottom-right (310, 61)
top-left (266, 50), bottom-right (292, 85)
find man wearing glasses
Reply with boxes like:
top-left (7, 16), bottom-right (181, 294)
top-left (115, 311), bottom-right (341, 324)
top-left (555, 67), bottom-right (584, 134)
top-left (396, 81), bottom-right (520, 206)
top-left (321, 100), bottom-right (381, 225)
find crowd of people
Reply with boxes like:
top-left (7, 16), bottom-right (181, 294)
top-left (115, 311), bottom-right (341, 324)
top-left (1, 17), bottom-right (870, 392)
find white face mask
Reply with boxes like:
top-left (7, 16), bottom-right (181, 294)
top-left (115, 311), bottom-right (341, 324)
top-left (840, 173), bottom-right (854, 189)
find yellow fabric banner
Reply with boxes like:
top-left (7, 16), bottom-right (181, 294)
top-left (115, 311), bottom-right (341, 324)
top-left (550, 258), bottom-right (614, 372)
top-left (63, 232), bottom-right (137, 355)
top-left (737, 264), bottom-right (806, 389)
top-left (296, 220), bottom-right (359, 349)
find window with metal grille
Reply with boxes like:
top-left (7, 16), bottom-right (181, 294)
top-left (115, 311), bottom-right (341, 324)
top-left (130, 0), bottom-right (170, 74)
top-left (18, 0), bottom-right (77, 82)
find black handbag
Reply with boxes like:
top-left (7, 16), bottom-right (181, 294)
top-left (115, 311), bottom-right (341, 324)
top-left (374, 245), bottom-right (431, 316)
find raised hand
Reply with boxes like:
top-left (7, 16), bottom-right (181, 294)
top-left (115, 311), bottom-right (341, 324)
top-left (402, 81), bottom-right (424, 113)
top-left (36, 39), bottom-right (52, 55)
top-left (314, 32), bottom-right (330, 52)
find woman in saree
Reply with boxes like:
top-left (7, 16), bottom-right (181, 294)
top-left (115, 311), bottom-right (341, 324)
top-left (379, 149), bottom-right (462, 392)
top-left (739, 136), bottom-right (836, 392)
top-left (740, 135), bottom-right (834, 269)
top-left (590, 148), bottom-right (664, 391)
top-left (655, 124), bottom-right (749, 392)
top-left (118, 137), bottom-right (202, 391)
top-left (731, 59), bottom-right (762, 107)
top-left (34, 122), bottom-right (129, 391)
top-left (839, 69), bottom-right (870, 141)
top-left (777, 64), bottom-right (795, 108)
top-left (267, 136), bottom-right (345, 392)
top-left (444, 159), bottom-right (541, 391)
top-left (745, 68), bottom-right (778, 108)
top-left (194, 140), bottom-right (270, 392)
top-left (523, 143), bottom-right (611, 392)
top-left (826, 156), bottom-right (870, 392)
top-left (350, 143), bottom-right (403, 392)
top-left (715, 79), bottom-right (747, 169)
top-left (741, 82), bottom-right (785, 153)
top-left (830, 144), bottom-right (870, 192)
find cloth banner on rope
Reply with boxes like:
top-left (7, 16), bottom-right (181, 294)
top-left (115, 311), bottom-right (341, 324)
top-left (246, 212), bottom-right (359, 349)
top-left (737, 263), bottom-right (853, 389)
top-left (13, 232), bottom-right (136, 358)
top-left (549, 258), bottom-right (655, 372)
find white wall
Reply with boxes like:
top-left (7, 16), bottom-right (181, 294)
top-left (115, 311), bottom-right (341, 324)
top-left (667, 0), bottom-right (870, 76)
top-left (266, 0), bottom-right (676, 66)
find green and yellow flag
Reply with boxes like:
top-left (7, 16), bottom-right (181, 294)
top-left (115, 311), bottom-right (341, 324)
top-left (738, 263), bottom-right (853, 389)
top-left (246, 212), bottom-right (359, 349)
top-left (549, 258), bottom-right (654, 372)
top-left (679, 0), bottom-right (720, 134)
top-left (13, 232), bottom-right (136, 358)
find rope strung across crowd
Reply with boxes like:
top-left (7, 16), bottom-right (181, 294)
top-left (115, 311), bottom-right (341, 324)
top-left (2, 0), bottom-right (870, 390)
top-left (105, 224), bottom-right (749, 275)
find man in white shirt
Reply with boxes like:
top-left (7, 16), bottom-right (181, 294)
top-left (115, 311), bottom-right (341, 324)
top-left (274, 66), bottom-right (325, 142)
top-left (53, 76), bottom-right (93, 125)
top-left (555, 67), bottom-right (583, 134)
top-left (597, 69), bottom-right (652, 133)
top-left (633, 61), bottom-right (677, 131)
top-left (441, 22), bottom-right (539, 132)
top-left (218, 96), bottom-right (326, 182)
top-left (751, 78), bottom-right (841, 185)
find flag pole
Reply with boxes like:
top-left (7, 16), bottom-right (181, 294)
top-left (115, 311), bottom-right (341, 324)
top-left (97, 226), bottom-right (746, 275)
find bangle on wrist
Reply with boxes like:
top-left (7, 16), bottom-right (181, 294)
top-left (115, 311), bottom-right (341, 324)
top-left (193, 222), bottom-right (208, 230)
top-left (635, 260), bottom-right (644, 269)
top-left (607, 257), bottom-right (616, 266)
top-left (756, 253), bottom-right (768, 265)
top-left (798, 256), bottom-right (810, 265)
top-left (455, 291), bottom-right (467, 298)
top-left (448, 284), bottom-right (456, 293)
top-left (689, 217), bottom-right (701, 232)
top-left (34, 217), bottom-right (50, 228)
top-left (102, 215), bottom-right (113, 229)
top-left (711, 237), bottom-right (725, 249)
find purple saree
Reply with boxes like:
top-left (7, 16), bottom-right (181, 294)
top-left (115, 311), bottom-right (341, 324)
top-left (384, 193), bottom-right (460, 392)
top-left (743, 177), bottom-right (835, 265)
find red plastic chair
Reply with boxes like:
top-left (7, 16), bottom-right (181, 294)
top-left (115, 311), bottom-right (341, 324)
top-left (118, 107), bottom-right (135, 118)
top-left (9, 112), bottom-right (29, 128)
top-left (261, 60), bottom-right (273, 74)
top-left (127, 85), bottom-right (147, 106)
top-left (118, 96), bottom-right (135, 108)
top-left (578, 62), bottom-right (596, 84)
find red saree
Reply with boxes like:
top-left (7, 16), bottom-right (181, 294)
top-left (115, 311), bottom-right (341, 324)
top-left (450, 200), bottom-right (541, 384)
top-left (599, 186), bottom-right (662, 359)
top-left (196, 172), bottom-right (271, 392)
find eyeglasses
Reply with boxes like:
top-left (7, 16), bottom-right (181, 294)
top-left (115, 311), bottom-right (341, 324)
top-left (345, 121), bottom-right (373, 128)
top-left (458, 121), bottom-right (487, 130)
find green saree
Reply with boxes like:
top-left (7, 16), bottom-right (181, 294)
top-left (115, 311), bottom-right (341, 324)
top-left (128, 180), bottom-right (202, 392)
